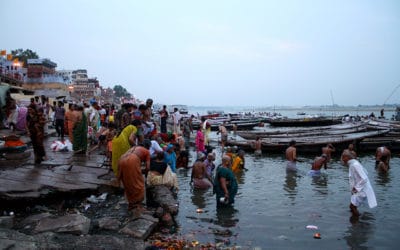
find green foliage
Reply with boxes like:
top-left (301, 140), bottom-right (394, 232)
top-left (11, 48), bottom-right (39, 66)
top-left (113, 85), bottom-right (131, 98)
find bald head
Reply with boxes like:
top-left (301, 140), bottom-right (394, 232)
top-left (342, 151), bottom-right (355, 164)
top-left (222, 155), bottom-right (232, 166)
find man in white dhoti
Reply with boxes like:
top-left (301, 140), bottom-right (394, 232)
top-left (342, 152), bottom-right (377, 217)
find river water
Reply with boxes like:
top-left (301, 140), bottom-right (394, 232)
top-left (171, 129), bottom-right (399, 249)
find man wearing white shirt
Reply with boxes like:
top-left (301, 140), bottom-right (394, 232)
top-left (342, 151), bottom-right (377, 217)
top-left (149, 137), bottom-right (163, 158)
top-left (172, 108), bottom-right (181, 134)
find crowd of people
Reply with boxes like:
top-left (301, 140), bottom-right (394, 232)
top-left (21, 96), bottom-right (242, 213)
top-left (10, 95), bottom-right (394, 219)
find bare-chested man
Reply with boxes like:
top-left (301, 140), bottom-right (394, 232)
top-left (309, 154), bottom-right (328, 176)
top-left (217, 122), bottom-right (228, 151)
top-left (286, 140), bottom-right (300, 172)
top-left (190, 152), bottom-right (213, 189)
top-left (376, 155), bottom-right (389, 173)
top-left (253, 136), bottom-right (262, 157)
top-left (322, 143), bottom-right (335, 162)
top-left (375, 146), bottom-right (391, 168)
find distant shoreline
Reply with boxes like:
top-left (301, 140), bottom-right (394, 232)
top-left (188, 105), bottom-right (397, 112)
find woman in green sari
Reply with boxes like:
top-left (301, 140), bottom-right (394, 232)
top-left (72, 105), bottom-right (88, 154)
top-left (214, 154), bottom-right (238, 208)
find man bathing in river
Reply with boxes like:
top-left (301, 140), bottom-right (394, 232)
top-left (375, 146), bottom-right (391, 168)
top-left (217, 121), bottom-right (228, 152)
top-left (322, 143), bottom-right (335, 165)
top-left (342, 151), bottom-right (377, 217)
top-left (285, 140), bottom-right (301, 171)
top-left (253, 136), bottom-right (262, 157)
top-left (308, 154), bottom-right (328, 176)
top-left (191, 152), bottom-right (213, 189)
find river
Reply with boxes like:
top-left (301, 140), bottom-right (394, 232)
top-left (170, 125), bottom-right (399, 249)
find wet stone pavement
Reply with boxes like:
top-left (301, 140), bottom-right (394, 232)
top-left (0, 129), bottom-right (164, 249)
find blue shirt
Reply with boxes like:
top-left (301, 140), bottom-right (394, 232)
top-left (164, 151), bottom-right (177, 173)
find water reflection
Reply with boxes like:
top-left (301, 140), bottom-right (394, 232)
top-left (375, 171), bottom-right (391, 187)
top-left (207, 206), bottom-right (239, 248)
top-left (345, 212), bottom-right (376, 249)
top-left (234, 170), bottom-right (245, 185)
top-left (310, 174), bottom-right (328, 195)
top-left (215, 206), bottom-right (238, 228)
top-left (191, 188), bottom-right (209, 209)
top-left (283, 170), bottom-right (298, 202)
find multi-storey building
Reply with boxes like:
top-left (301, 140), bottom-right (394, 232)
top-left (0, 56), bottom-right (27, 85)
top-left (70, 69), bottom-right (100, 102)
top-left (57, 70), bottom-right (73, 84)
top-left (26, 58), bottom-right (61, 82)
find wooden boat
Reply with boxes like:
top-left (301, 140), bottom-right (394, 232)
top-left (200, 110), bottom-right (224, 120)
top-left (169, 104), bottom-right (189, 114)
top-left (366, 119), bottom-right (400, 130)
top-left (192, 116), bottom-right (264, 131)
top-left (358, 119), bottom-right (400, 152)
top-left (266, 116), bottom-right (342, 127)
top-left (192, 119), bottom-right (262, 131)
top-left (227, 129), bottom-right (390, 154)
top-left (236, 122), bottom-right (367, 140)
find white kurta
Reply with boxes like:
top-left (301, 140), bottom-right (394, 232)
top-left (348, 159), bottom-right (377, 208)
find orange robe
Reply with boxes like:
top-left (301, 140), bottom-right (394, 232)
top-left (117, 146), bottom-right (150, 209)
top-left (231, 156), bottom-right (244, 173)
top-left (65, 109), bottom-right (74, 143)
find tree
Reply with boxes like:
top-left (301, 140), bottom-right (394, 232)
top-left (11, 48), bottom-right (39, 66)
top-left (113, 85), bottom-right (132, 98)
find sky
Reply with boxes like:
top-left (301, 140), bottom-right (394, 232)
top-left (1, 0), bottom-right (400, 107)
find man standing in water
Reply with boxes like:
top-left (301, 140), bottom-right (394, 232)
top-left (217, 121), bottom-right (228, 152)
top-left (253, 136), bottom-right (262, 157)
top-left (342, 151), bottom-right (377, 217)
top-left (375, 146), bottom-right (391, 168)
top-left (322, 143), bottom-right (335, 163)
top-left (191, 152), bottom-right (213, 189)
top-left (308, 154), bottom-right (328, 176)
top-left (285, 140), bottom-right (300, 171)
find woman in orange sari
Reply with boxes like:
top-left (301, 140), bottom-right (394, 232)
top-left (118, 144), bottom-right (150, 211)
top-left (65, 103), bottom-right (75, 143)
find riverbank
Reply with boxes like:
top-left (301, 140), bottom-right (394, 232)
top-left (0, 128), bottom-right (180, 249)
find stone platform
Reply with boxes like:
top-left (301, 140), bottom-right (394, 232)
top-left (0, 128), bottom-right (116, 200)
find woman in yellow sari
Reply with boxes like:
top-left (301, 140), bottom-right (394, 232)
top-left (111, 124), bottom-right (137, 175)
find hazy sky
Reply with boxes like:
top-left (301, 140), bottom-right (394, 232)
top-left (2, 0), bottom-right (399, 106)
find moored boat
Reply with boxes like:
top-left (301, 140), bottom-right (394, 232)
top-left (236, 122), bottom-right (367, 140)
top-left (266, 116), bottom-right (342, 127)
top-left (192, 117), bottom-right (263, 131)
